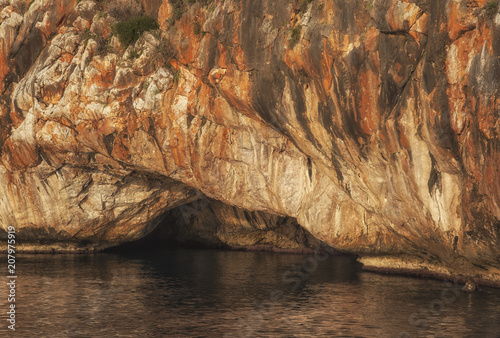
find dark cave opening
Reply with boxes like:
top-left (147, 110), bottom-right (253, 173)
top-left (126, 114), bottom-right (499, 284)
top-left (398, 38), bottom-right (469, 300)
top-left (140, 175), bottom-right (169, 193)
top-left (106, 197), bottom-right (335, 254)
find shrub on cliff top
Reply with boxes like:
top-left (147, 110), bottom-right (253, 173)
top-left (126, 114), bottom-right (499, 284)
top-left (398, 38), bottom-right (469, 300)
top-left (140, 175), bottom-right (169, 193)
top-left (113, 15), bottom-right (159, 46)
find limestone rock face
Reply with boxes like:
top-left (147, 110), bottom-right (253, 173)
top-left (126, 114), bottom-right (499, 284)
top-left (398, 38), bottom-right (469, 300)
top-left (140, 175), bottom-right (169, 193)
top-left (0, 0), bottom-right (499, 283)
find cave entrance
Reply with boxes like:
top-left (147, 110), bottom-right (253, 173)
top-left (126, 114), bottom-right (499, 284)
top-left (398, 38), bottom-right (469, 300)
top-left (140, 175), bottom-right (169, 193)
top-left (106, 197), bottom-right (326, 253)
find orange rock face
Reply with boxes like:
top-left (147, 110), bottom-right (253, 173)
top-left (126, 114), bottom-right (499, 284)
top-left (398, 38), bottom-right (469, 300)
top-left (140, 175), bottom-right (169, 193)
top-left (0, 0), bottom-right (499, 284)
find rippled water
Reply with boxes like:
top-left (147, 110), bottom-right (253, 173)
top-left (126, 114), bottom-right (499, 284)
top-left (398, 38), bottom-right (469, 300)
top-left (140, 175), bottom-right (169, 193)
top-left (1, 248), bottom-right (499, 337)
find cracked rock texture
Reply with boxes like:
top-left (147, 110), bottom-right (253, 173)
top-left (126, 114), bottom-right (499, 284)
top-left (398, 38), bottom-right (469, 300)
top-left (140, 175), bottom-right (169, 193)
top-left (0, 0), bottom-right (499, 284)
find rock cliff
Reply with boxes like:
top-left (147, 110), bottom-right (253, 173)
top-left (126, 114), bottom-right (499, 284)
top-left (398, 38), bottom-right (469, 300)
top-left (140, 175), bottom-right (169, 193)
top-left (1, 0), bottom-right (499, 285)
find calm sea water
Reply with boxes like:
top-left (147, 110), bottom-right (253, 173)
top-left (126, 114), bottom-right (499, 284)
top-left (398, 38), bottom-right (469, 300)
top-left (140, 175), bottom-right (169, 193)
top-left (1, 248), bottom-right (499, 337)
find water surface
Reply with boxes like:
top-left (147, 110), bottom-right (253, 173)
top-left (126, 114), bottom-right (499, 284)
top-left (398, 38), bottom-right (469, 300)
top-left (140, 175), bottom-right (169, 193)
top-left (1, 248), bottom-right (499, 337)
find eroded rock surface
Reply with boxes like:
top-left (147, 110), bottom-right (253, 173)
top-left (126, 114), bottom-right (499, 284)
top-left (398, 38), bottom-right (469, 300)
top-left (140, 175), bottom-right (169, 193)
top-left (0, 0), bottom-right (499, 284)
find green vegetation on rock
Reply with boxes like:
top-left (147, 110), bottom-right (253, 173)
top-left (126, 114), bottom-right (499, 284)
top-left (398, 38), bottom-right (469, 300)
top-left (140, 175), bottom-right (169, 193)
top-left (113, 15), bottom-right (159, 46)
top-left (289, 25), bottom-right (302, 49)
top-left (486, 1), bottom-right (499, 16)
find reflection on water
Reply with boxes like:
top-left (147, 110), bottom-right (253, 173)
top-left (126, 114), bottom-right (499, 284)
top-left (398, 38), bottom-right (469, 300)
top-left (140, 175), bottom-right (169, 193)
top-left (1, 248), bottom-right (499, 337)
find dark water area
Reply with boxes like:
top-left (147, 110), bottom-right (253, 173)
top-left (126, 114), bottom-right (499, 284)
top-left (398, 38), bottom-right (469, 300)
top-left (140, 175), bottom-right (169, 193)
top-left (1, 248), bottom-right (499, 337)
